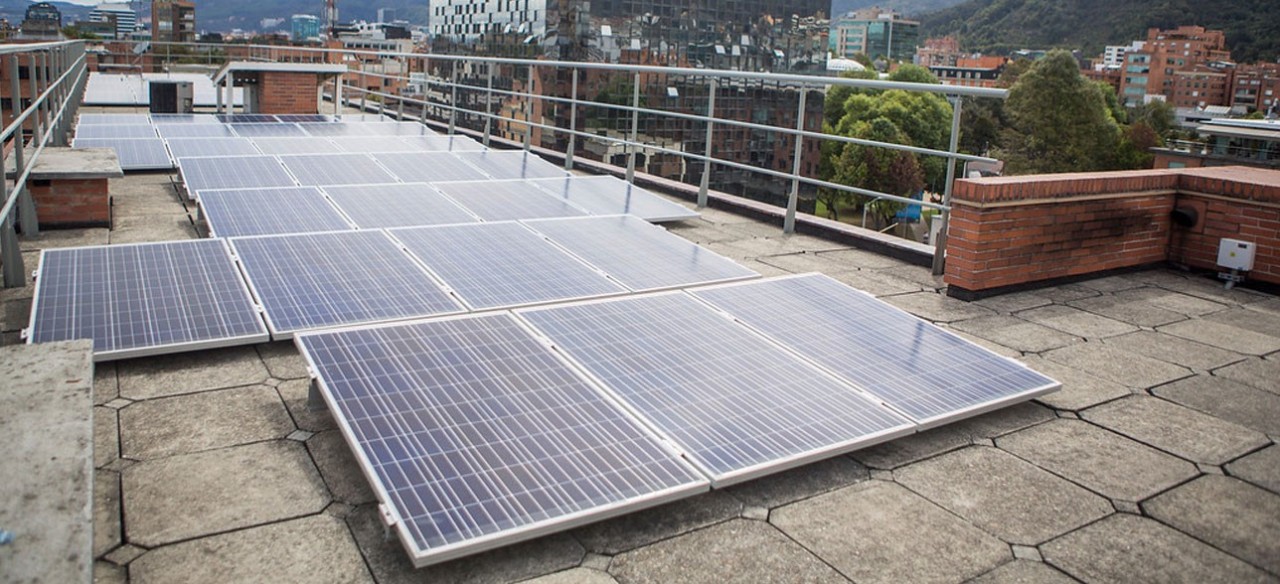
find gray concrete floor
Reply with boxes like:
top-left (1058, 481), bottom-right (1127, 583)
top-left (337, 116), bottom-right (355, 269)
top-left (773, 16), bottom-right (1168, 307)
top-left (3, 113), bottom-right (1278, 583)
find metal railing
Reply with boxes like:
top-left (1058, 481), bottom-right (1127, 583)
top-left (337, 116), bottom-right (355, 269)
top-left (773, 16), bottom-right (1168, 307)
top-left (89, 41), bottom-right (1007, 276)
top-left (0, 40), bottom-right (88, 288)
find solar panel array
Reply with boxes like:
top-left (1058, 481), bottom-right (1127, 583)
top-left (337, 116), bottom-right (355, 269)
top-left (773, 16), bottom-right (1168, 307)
top-left (196, 187), bottom-right (354, 238)
top-left (71, 138), bottom-right (172, 170)
top-left (431, 180), bottom-right (589, 222)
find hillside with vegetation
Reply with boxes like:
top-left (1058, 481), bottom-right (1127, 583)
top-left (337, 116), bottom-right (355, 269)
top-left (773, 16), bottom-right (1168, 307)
top-left (918, 0), bottom-right (1280, 62)
top-left (830, 0), bottom-right (968, 18)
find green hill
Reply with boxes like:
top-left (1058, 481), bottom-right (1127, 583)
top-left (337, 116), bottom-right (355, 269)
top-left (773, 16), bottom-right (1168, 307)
top-left (918, 0), bottom-right (1280, 63)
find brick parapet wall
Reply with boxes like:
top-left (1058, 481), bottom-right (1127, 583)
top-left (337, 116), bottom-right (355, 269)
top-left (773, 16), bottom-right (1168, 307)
top-left (29, 178), bottom-right (111, 228)
top-left (258, 72), bottom-right (322, 115)
top-left (946, 166), bottom-right (1280, 297)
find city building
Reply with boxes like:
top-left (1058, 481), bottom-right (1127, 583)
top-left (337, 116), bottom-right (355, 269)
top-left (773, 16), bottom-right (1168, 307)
top-left (1152, 118), bottom-right (1280, 170)
top-left (88, 3), bottom-right (138, 40)
top-left (1231, 62), bottom-right (1280, 115)
top-left (1170, 64), bottom-right (1233, 109)
top-left (830, 8), bottom-right (918, 62)
top-left (291, 14), bottom-right (321, 42)
top-left (1102, 42), bottom-right (1144, 70)
top-left (19, 2), bottom-right (62, 39)
top-left (1119, 26), bottom-right (1232, 106)
top-left (152, 0), bottom-right (196, 45)
top-left (928, 56), bottom-right (1007, 88)
top-left (915, 35), bottom-right (961, 68)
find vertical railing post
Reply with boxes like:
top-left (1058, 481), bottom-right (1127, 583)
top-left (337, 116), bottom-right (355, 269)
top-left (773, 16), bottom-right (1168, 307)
top-left (483, 63), bottom-right (494, 148)
top-left (29, 53), bottom-right (42, 143)
top-left (11, 55), bottom-right (26, 176)
top-left (625, 71), bottom-right (640, 184)
top-left (565, 67), bottom-right (578, 170)
top-left (333, 74), bottom-right (342, 116)
top-left (448, 64), bottom-right (458, 135)
top-left (783, 88), bottom-right (808, 234)
top-left (931, 96), bottom-right (964, 276)
top-left (225, 71), bottom-right (234, 115)
top-left (397, 60), bottom-right (406, 121)
top-left (524, 64), bottom-right (535, 151)
top-left (0, 93), bottom-right (20, 288)
top-left (697, 76), bottom-right (717, 209)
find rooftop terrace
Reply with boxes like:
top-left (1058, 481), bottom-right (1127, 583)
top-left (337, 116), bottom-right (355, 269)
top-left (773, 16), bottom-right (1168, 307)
top-left (3, 104), bottom-right (1279, 583)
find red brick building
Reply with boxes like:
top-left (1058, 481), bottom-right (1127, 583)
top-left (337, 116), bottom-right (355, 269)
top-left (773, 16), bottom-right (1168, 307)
top-left (1119, 26), bottom-right (1231, 106)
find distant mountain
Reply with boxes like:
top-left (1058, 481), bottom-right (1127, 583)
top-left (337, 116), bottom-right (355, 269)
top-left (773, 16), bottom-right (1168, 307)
top-left (0, 0), bottom-right (91, 26)
top-left (918, 0), bottom-right (1280, 63)
top-left (831, 0), bottom-right (968, 18)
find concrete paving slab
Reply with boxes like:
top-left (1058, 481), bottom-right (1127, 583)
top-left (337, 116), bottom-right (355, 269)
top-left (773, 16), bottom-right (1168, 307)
top-left (256, 341), bottom-right (310, 380)
top-left (895, 447), bottom-right (1112, 545)
top-left (0, 251), bottom-right (38, 301)
top-left (1068, 293), bottom-right (1189, 327)
top-left (346, 503), bottom-right (584, 584)
top-left (725, 456), bottom-right (870, 509)
top-left (944, 328), bottom-right (1023, 358)
top-left (1226, 446), bottom-right (1280, 494)
top-left (277, 378), bottom-right (337, 432)
top-left (111, 191), bottom-right (185, 218)
top-left (122, 441), bottom-right (330, 547)
top-left (109, 214), bottom-right (196, 244)
top-left (950, 315), bottom-right (1079, 354)
top-left (756, 251), bottom-right (857, 275)
top-left (1244, 297), bottom-right (1280, 317)
top-left (1215, 357), bottom-right (1280, 395)
top-left (1144, 475), bottom-right (1280, 574)
top-left (0, 340), bottom-right (94, 584)
top-left (771, 481), bottom-right (1009, 584)
top-left (884, 291), bottom-right (996, 323)
top-left (850, 425), bottom-right (970, 470)
top-left (663, 221), bottom-right (747, 244)
top-left (1017, 356), bottom-right (1132, 411)
top-left (307, 430), bottom-right (376, 505)
top-left (1043, 343), bottom-right (1190, 389)
top-left (736, 259), bottom-right (793, 277)
top-left (1042, 513), bottom-right (1273, 584)
top-left (1019, 305), bottom-right (1139, 339)
top-left (610, 519), bottom-right (846, 584)
top-left (1080, 396), bottom-right (1268, 466)
top-left (1077, 275), bottom-right (1149, 293)
top-left (523, 568), bottom-right (617, 584)
top-left (817, 247), bottom-right (906, 270)
top-left (118, 346), bottom-right (269, 400)
top-left (94, 406), bottom-right (118, 468)
top-left (827, 269), bottom-right (926, 297)
top-left (93, 469), bottom-right (121, 559)
top-left (1031, 284), bottom-right (1101, 303)
top-left (997, 420), bottom-right (1198, 503)
top-left (1149, 273), bottom-right (1270, 306)
top-left (1102, 331), bottom-right (1245, 371)
top-left (19, 227), bottom-right (110, 251)
top-left (119, 385), bottom-right (294, 460)
top-left (875, 264), bottom-right (946, 291)
top-left (949, 402), bottom-right (1057, 440)
top-left (1159, 320), bottom-right (1280, 356)
top-left (1, 296), bottom-right (31, 333)
top-left (1212, 306), bottom-right (1280, 338)
top-left (93, 363), bottom-right (118, 406)
top-left (967, 560), bottom-right (1077, 584)
top-left (94, 561), bottom-right (126, 584)
top-left (128, 514), bottom-right (372, 584)
top-left (973, 290), bottom-right (1054, 313)
top-left (1153, 375), bottom-right (1280, 436)
top-left (573, 490), bottom-right (742, 555)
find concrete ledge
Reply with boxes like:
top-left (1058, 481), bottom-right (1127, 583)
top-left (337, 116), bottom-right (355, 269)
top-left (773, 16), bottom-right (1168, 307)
top-left (29, 148), bottom-right (124, 181)
top-left (0, 339), bottom-right (95, 584)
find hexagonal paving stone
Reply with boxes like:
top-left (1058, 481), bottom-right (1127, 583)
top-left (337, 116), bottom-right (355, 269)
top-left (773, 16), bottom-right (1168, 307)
top-left (1068, 292), bottom-right (1189, 327)
top-left (1211, 306), bottom-right (1280, 337)
top-left (256, 341), bottom-right (311, 380)
top-left (1145, 475), bottom-right (1280, 574)
top-left (726, 456), bottom-right (869, 509)
top-left (108, 214), bottom-right (196, 244)
top-left (1017, 356), bottom-right (1131, 411)
top-left (1080, 396), bottom-right (1269, 466)
top-left (1158, 320), bottom-right (1280, 356)
top-left (1044, 343), bottom-right (1191, 389)
top-left (93, 470), bottom-right (121, 558)
top-left (1214, 357), bottom-right (1280, 395)
top-left (119, 385), bottom-right (294, 460)
top-left (1226, 446), bottom-right (1280, 494)
top-left (850, 425), bottom-right (970, 470)
top-left (1019, 305), bottom-right (1138, 339)
top-left (895, 447), bottom-right (1112, 545)
top-left (573, 490), bottom-right (742, 555)
top-left (996, 420), bottom-right (1198, 503)
top-left (883, 292), bottom-right (996, 323)
top-left (118, 346), bottom-right (269, 400)
top-left (94, 406), bottom-right (118, 468)
top-left (973, 290), bottom-right (1054, 313)
top-left (277, 378), bottom-right (337, 433)
top-left (610, 519), bottom-right (846, 584)
top-left (1042, 514), bottom-right (1272, 583)
top-left (307, 430), bottom-right (375, 505)
top-left (950, 315), bottom-right (1079, 354)
top-left (967, 560), bottom-right (1077, 584)
top-left (771, 481), bottom-right (1009, 584)
top-left (1152, 375), bottom-right (1280, 436)
top-left (1102, 331), bottom-right (1245, 371)
top-left (817, 248), bottom-right (905, 270)
top-left (523, 568), bottom-right (618, 584)
top-left (93, 363), bottom-right (119, 405)
top-left (128, 514), bottom-right (371, 584)
top-left (122, 441), bottom-right (329, 547)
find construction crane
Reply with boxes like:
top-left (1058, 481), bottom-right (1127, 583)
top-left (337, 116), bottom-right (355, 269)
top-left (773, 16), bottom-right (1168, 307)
top-left (325, 0), bottom-right (339, 37)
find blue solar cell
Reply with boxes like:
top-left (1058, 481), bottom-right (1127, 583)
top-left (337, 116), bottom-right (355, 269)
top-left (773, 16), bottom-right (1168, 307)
top-left (72, 138), bottom-right (172, 170)
top-left (371, 152), bottom-right (491, 183)
top-left (149, 114), bottom-right (220, 124)
top-left (298, 123), bottom-right (387, 137)
top-left (295, 314), bottom-right (707, 566)
top-left (320, 183), bottom-right (479, 228)
top-left (432, 180), bottom-right (589, 221)
top-left (391, 222), bottom-right (626, 310)
top-left (398, 135), bottom-right (486, 152)
top-left (74, 124), bottom-right (158, 139)
top-left (78, 113), bottom-right (151, 125)
top-left (350, 122), bottom-right (434, 136)
top-left (197, 186), bottom-right (354, 238)
top-left (157, 124), bottom-right (236, 139)
top-left (278, 153), bottom-right (399, 186)
top-left (276, 114), bottom-right (334, 123)
top-left (690, 274), bottom-right (1061, 424)
top-left (230, 123), bottom-right (307, 138)
top-left (330, 137), bottom-right (423, 153)
top-left (27, 239), bottom-right (268, 361)
top-left (529, 176), bottom-right (699, 222)
top-left (453, 151), bottom-right (570, 179)
top-left (517, 293), bottom-right (913, 484)
top-left (250, 138), bottom-right (342, 155)
top-left (218, 114), bottom-right (279, 123)
top-left (178, 155), bottom-right (297, 196)
top-left (231, 230), bottom-right (464, 337)
top-left (522, 215), bottom-right (758, 291)
top-left (165, 138), bottom-right (260, 159)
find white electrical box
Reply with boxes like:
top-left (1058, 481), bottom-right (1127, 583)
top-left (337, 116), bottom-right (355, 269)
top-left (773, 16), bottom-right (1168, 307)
top-left (1217, 238), bottom-right (1256, 271)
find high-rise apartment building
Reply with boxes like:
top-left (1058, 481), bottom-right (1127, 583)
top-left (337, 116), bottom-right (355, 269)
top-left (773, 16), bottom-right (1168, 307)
top-left (1231, 62), bottom-right (1280, 115)
top-left (291, 14), bottom-right (320, 42)
top-left (1120, 26), bottom-right (1232, 106)
top-left (19, 2), bottom-right (61, 39)
top-left (152, 0), bottom-right (196, 45)
top-left (88, 3), bottom-right (138, 40)
top-left (830, 8), bottom-right (919, 62)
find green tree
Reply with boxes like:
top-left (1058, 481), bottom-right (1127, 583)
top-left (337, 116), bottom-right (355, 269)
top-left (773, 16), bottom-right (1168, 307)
top-left (996, 50), bottom-right (1122, 174)
top-left (824, 68), bottom-right (881, 127)
top-left (831, 118), bottom-right (925, 226)
top-left (835, 88), bottom-right (953, 188)
top-left (1129, 99), bottom-right (1176, 138)
top-left (887, 64), bottom-right (940, 85)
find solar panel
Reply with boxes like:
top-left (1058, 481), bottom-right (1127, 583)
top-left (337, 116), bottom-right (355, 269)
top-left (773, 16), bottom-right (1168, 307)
top-left (72, 138), bottom-right (173, 170)
top-left (372, 152), bottom-right (491, 183)
top-left (250, 137), bottom-right (342, 155)
top-left (218, 114), bottom-right (279, 123)
top-left (398, 135), bottom-right (487, 152)
top-left (352, 122), bottom-right (435, 137)
top-left (78, 113), bottom-right (151, 125)
top-left (517, 293), bottom-right (913, 485)
top-left (74, 124), bottom-right (158, 139)
top-left (690, 274), bottom-right (1061, 425)
top-left (390, 222), bottom-right (626, 310)
top-left (278, 153), bottom-right (399, 186)
top-left (432, 180), bottom-right (588, 222)
top-left (298, 123), bottom-right (387, 137)
top-left (26, 239), bottom-right (268, 361)
top-left (330, 137), bottom-right (424, 153)
top-left (276, 114), bottom-right (334, 123)
top-left (522, 215), bottom-right (758, 291)
top-left (294, 314), bottom-right (708, 567)
top-left (320, 183), bottom-right (479, 228)
top-left (177, 155), bottom-right (297, 197)
top-left (149, 114), bottom-right (221, 124)
top-left (529, 176), bottom-right (700, 223)
top-left (165, 138), bottom-right (260, 159)
top-left (157, 124), bottom-right (236, 139)
top-left (230, 123), bottom-right (308, 138)
top-left (231, 230), bottom-right (465, 338)
top-left (452, 151), bottom-right (571, 179)
top-left (197, 186), bottom-right (354, 238)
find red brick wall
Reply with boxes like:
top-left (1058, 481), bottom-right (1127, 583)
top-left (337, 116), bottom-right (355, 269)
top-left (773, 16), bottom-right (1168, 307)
top-left (29, 178), bottom-right (111, 228)
top-left (257, 72), bottom-right (322, 114)
top-left (945, 166), bottom-right (1280, 296)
